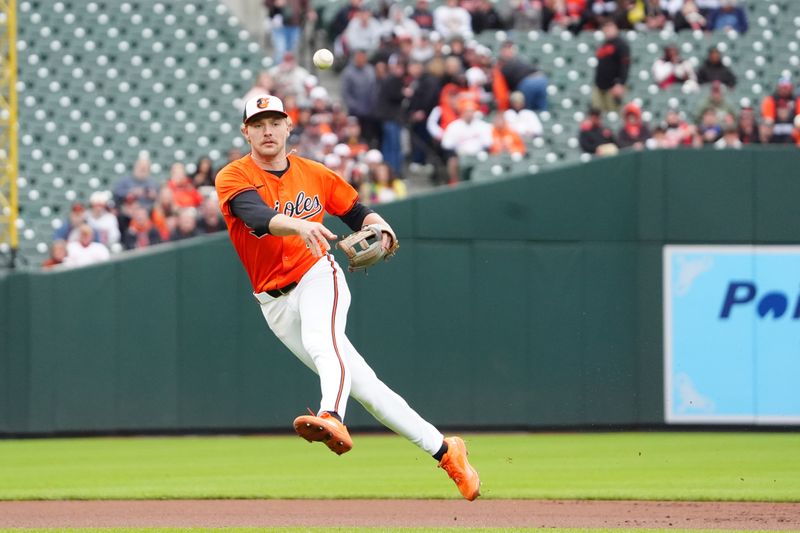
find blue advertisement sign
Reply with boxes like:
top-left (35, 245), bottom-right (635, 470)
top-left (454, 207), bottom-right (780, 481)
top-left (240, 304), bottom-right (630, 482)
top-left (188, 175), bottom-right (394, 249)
top-left (664, 246), bottom-right (800, 424)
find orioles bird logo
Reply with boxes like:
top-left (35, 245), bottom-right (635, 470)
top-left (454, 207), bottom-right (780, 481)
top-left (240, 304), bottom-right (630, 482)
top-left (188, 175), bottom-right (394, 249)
top-left (256, 97), bottom-right (270, 109)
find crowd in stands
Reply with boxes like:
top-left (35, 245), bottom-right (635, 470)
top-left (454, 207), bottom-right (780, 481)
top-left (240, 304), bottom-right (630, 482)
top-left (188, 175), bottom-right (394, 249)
top-left (42, 0), bottom-right (800, 268)
top-left (42, 154), bottom-right (227, 269)
top-left (580, 12), bottom-right (800, 155)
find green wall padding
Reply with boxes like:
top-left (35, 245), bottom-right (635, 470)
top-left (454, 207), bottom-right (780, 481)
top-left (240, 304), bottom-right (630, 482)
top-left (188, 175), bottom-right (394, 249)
top-left (2, 148), bottom-right (799, 434)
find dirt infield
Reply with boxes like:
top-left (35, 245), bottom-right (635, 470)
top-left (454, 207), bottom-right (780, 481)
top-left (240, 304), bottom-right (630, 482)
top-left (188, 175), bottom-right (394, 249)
top-left (1, 500), bottom-right (799, 529)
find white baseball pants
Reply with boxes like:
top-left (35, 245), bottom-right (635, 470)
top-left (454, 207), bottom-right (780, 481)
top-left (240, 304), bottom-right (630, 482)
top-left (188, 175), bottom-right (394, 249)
top-left (255, 254), bottom-right (444, 455)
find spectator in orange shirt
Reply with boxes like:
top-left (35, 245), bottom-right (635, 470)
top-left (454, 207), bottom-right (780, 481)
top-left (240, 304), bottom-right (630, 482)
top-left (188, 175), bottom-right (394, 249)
top-left (122, 202), bottom-right (162, 250)
top-left (166, 162), bottom-right (203, 209)
top-left (490, 113), bottom-right (526, 155)
top-left (760, 77), bottom-right (800, 126)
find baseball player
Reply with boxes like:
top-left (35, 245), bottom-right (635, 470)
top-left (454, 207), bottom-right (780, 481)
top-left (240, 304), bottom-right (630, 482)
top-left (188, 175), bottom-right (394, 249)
top-left (215, 95), bottom-right (480, 500)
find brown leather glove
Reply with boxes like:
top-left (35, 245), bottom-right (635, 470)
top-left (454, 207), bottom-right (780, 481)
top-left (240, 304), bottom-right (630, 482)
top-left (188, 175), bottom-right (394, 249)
top-left (336, 224), bottom-right (399, 272)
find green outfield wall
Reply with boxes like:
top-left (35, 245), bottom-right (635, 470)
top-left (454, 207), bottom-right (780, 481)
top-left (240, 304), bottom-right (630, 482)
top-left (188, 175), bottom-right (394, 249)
top-left (2, 148), bottom-right (799, 434)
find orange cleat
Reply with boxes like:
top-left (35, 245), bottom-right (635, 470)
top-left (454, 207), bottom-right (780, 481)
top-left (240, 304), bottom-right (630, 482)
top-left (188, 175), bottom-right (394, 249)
top-left (438, 436), bottom-right (480, 501)
top-left (293, 411), bottom-right (353, 455)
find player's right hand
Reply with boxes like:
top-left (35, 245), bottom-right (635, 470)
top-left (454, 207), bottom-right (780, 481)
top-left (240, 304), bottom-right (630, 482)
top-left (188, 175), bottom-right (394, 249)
top-left (296, 220), bottom-right (337, 258)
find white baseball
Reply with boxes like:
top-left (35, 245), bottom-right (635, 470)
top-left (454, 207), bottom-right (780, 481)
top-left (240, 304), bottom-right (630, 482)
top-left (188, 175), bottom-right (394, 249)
top-left (313, 48), bottom-right (334, 70)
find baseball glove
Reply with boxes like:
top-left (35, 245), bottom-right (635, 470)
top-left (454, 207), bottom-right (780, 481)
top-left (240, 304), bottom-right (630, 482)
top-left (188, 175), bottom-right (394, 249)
top-left (337, 224), bottom-right (399, 272)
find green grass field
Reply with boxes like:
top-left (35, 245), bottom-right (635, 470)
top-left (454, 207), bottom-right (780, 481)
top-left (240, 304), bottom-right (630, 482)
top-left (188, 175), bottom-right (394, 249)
top-left (1, 432), bottom-right (799, 501)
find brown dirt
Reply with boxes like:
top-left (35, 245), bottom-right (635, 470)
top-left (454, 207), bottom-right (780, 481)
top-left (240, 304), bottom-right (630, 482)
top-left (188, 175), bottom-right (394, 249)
top-left (1, 499), bottom-right (799, 529)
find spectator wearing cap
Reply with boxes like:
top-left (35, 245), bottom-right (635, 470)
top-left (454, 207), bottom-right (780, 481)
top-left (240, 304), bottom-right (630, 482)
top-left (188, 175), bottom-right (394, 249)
top-left (300, 75), bottom-right (319, 104)
top-left (434, 0), bottom-right (473, 41)
top-left (653, 44), bottom-right (697, 91)
top-left (309, 86), bottom-right (334, 125)
top-left (344, 6), bottom-right (383, 56)
top-left (411, 0), bottom-right (435, 30)
top-left (497, 41), bottom-right (549, 112)
top-left (54, 202), bottom-right (92, 242)
top-left (617, 102), bottom-right (652, 150)
top-left (697, 46), bottom-right (736, 88)
top-left (579, 108), bottom-right (617, 154)
top-left (113, 155), bottom-right (159, 212)
top-left (503, 91), bottom-right (543, 140)
top-left (64, 224), bottom-right (111, 268)
top-left (592, 20), bottom-right (630, 113)
top-left (441, 99), bottom-right (493, 184)
top-left (170, 208), bottom-right (201, 241)
top-left (341, 49), bottom-right (380, 146)
top-left (761, 77), bottom-right (800, 128)
top-left (375, 57), bottom-right (407, 175)
top-left (695, 80), bottom-right (735, 123)
top-left (324, 153), bottom-right (349, 183)
top-left (320, 132), bottom-right (339, 157)
top-left (706, 0), bottom-right (747, 33)
top-left (465, 66), bottom-right (491, 109)
top-left (264, 0), bottom-right (316, 64)
top-left (86, 191), bottom-right (120, 247)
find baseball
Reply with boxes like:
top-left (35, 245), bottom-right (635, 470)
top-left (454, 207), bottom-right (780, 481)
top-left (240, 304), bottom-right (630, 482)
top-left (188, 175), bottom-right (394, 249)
top-left (313, 48), bottom-right (334, 70)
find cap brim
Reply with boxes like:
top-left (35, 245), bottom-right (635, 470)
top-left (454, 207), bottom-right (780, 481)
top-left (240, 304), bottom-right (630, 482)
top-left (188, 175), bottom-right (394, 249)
top-left (244, 109), bottom-right (288, 124)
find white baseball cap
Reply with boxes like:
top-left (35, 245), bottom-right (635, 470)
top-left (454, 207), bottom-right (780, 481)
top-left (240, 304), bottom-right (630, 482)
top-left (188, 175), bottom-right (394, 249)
top-left (243, 94), bottom-right (288, 123)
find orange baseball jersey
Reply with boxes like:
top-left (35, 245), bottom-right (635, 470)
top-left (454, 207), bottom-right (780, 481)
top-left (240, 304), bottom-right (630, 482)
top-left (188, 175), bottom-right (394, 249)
top-left (216, 154), bottom-right (358, 293)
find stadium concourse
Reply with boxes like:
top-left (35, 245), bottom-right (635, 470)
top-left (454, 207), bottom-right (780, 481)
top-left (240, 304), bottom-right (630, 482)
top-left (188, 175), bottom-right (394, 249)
top-left (8, 0), bottom-right (800, 267)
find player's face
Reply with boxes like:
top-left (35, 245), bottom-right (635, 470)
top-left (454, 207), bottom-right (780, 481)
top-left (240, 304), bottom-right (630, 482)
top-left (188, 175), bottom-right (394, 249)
top-left (243, 113), bottom-right (291, 161)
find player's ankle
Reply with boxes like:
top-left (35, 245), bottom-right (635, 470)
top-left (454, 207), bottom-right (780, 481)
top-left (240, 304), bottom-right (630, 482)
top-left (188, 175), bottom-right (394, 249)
top-left (323, 410), bottom-right (342, 423)
top-left (432, 440), bottom-right (449, 461)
